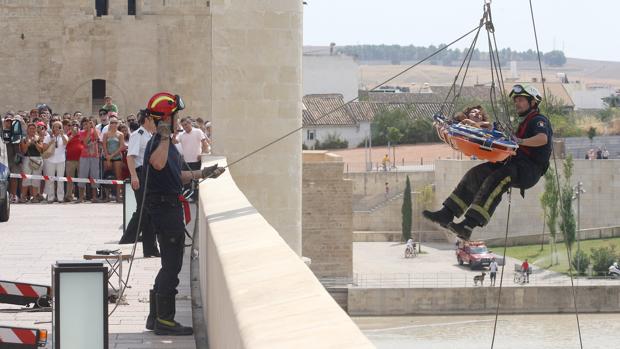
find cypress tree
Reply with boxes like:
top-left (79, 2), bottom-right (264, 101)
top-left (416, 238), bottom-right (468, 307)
top-left (402, 176), bottom-right (412, 242)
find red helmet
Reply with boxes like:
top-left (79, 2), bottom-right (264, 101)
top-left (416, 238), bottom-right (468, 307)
top-left (146, 92), bottom-right (185, 121)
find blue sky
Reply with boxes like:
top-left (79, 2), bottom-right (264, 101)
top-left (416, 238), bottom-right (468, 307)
top-left (303, 0), bottom-right (619, 62)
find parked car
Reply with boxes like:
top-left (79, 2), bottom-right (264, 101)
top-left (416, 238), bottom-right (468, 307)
top-left (0, 139), bottom-right (10, 222)
top-left (456, 241), bottom-right (495, 270)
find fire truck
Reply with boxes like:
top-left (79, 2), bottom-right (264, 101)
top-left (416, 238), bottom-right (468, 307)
top-left (456, 241), bottom-right (496, 270)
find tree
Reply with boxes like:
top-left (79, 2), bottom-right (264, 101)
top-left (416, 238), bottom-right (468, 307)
top-left (416, 184), bottom-right (434, 253)
top-left (559, 154), bottom-right (576, 251)
top-left (587, 127), bottom-right (597, 142)
top-left (387, 126), bottom-right (404, 145)
top-left (541, 168), bottom-right (560, 264)
top-left (401, 176), bottom-right (413, 242)
top-left (543, 50), bottom-right (567, 67)
top-left (371, 109), bottom-right (411, 146)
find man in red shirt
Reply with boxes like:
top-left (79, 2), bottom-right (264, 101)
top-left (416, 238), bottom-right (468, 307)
top-left (77, 117), bottom-right (100, 203)
top-left (521, 259), bottom-right (530, 283)
top-left (63, 120), bottom-right (83, 202)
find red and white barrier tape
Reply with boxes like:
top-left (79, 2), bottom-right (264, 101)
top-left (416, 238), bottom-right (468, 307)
top-left (10, 173), bottom-right (124, 185)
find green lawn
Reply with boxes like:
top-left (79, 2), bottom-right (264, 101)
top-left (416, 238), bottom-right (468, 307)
top-left (489, 237), bottom-right (620, 274)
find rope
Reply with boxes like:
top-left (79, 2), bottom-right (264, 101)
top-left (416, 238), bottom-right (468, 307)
top-left (108, 140), bottom-right (154, 317)
top-left (490, 188), bottom-right (512, 349)
top-left (439, 16), bottom-right (485, 116)
top-left (529, 0), bottom-right (548, 110)
top-left (529, 1), bottom-right (584, 348)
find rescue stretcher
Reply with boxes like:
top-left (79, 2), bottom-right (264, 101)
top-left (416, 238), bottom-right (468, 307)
top-left (434, 114), bottom-right (518, 163)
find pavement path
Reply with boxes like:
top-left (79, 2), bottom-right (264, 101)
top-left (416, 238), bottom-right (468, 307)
top-left (0, 202), bottom-right (196, 349)
top-left (353, 242), bottom-right (620, 288)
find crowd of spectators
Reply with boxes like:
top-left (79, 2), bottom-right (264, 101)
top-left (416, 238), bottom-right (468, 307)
top-left (585, 146), bottom-right (610, 160)
top-left (1, 96), bottom-right (212, 204)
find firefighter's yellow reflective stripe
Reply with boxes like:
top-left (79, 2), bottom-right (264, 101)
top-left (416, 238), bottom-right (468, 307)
top-left (157, 318), bottom-right (176, 327)
top-left (449, 193), bottom-right (468, 213)
top-left (471, 204), bottom-right (491, 222)
top-left (484, 176), bottom-right (512, 211)
top-left (150, 95), bottom-right (175, 109)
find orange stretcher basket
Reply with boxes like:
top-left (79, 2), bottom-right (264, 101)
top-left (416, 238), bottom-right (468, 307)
top-left (433, 114), bottom-right (518, 163)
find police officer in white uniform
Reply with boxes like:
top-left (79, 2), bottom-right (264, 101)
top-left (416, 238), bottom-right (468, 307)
top-left (118, 111), bottom-right (160, 257)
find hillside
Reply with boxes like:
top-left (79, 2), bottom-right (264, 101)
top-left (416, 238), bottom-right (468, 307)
top-left (359, 58), bottom-right (620, 89)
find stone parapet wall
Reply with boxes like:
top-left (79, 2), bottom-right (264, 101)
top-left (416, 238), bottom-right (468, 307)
top-left (349, 286), bottom-right (620, 316)
top-left (198, 156), bottom-right (373, 348)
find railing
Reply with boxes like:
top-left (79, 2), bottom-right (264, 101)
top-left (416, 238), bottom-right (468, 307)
top-left (343, 162), bottom-right (436, 173)
top-left (352, 191), bottom-right (404, 212)
top-left (320, 272), bottom-right (620, 289)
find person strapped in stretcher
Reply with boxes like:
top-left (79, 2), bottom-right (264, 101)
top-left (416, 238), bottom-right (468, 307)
top-left (424, 84), bottom-right (553, 241)
top-left (453, 105), bottom-right (491, 129)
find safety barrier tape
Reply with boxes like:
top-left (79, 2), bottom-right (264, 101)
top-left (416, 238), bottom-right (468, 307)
top-left (10, 173), bottom-right (124, 185)
top-left (0, 281), bottom-right (50, 299)
top-left (0, 326), bottom-right (38, 345)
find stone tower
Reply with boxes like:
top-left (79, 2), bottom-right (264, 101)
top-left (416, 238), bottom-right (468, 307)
top-left (0, 0), bottom-right (302, 253)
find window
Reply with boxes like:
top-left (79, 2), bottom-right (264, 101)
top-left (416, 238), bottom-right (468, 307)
top-left (128, 0), bottom-right (136, 15)
top-left (307, 130), bottom-right (315, 141)
top-left (92, 79), bottom-right (106, 113)
top-left (95, 0), bottom-right (108, 17)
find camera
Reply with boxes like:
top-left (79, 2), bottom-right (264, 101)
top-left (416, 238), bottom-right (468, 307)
top-left (2, 128), bottom-right (11, 143)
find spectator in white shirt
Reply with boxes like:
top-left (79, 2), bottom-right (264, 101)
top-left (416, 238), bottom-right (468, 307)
top-left (175, 117), bottom-right (209, 171)
top-left (42, 121), bottom-right (68, 203)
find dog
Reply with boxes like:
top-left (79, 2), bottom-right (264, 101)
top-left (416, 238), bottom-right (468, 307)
top-left (473, 272), bottom-right (486, 286)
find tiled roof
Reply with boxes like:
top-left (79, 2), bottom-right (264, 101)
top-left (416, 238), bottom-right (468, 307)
top-left (366, 92), bottom-right (446, 104)
top-left (302, 94), bottom-right (357, 126)
top-left (302, 94), bottom-right (451, 127)
top-left (365, 85), bottom-right (494, 104)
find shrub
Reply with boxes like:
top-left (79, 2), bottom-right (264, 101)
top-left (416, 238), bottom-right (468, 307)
top-left (315, 132), bottom-right (348, 150)
top-left (590, 246), bottom-right (618, 276)
top-left (571, 249), bottom-right (589, 275)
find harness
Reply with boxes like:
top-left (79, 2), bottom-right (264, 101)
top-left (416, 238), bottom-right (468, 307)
top-left (515, 109), bottom-right (540, 158)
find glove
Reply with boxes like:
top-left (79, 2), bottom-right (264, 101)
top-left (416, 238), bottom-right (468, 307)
top-left (202, 164), bottom-right (226, 179)
top-left (156, 121), bottom-right (172, 138)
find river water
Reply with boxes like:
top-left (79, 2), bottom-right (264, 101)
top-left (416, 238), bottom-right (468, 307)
top-left (354, 314), bottom-right (620, 349)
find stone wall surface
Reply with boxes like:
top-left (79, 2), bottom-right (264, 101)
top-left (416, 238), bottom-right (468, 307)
top-left (0, 0), bottom-right (211, 115)
top-left (302, 151), bottom-right (353, 279)
top-left (348, 286), bottom-right (620, 316)
top-left (211, 0), bottom-right (303, 254)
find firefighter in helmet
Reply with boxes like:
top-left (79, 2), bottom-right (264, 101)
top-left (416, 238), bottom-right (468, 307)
top-left (423, 84), bottom-right (552, 240)
top-left (142, 92), bottom-right (224, 335)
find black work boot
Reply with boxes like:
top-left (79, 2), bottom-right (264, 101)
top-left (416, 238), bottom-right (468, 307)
top-left (154, 294), bottom-right (193, 336)
top-left (145, 289), bottom-right (156, 330)
top-left (422, 206), bottom-right (454, 228)
top-left (448, 218), bottom-right (477, 240)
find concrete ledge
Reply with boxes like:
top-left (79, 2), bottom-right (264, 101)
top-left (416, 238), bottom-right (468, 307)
top-left (198, 157), bottom-right (373, 349)
top-left (348, 286), bottom-right (620, 316)
top-left (485, 226), bottom-right (620, 247)
top-left (353, 231), bottom-right (448, 243)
